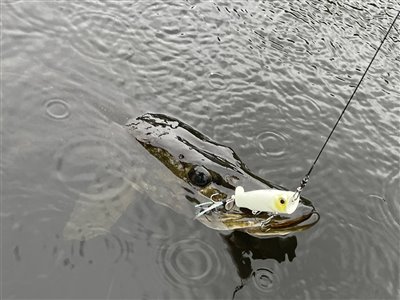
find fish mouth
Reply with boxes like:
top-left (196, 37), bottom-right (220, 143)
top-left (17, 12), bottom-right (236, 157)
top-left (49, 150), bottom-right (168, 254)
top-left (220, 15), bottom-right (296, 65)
top-left (127, 113), bottom-right (319, 237)
top-left (197, 196), bottom-right (319, 237)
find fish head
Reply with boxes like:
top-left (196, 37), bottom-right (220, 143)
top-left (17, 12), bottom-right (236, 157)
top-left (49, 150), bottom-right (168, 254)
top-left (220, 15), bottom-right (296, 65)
top-left (127, 113), bottom-right (319, 237)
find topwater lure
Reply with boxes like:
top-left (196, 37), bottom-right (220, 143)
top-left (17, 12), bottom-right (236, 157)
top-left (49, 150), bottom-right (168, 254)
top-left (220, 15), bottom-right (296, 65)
top-left (234, 186), bottom-right (299, 214)
top-left (195, 186), bottom-right (300, 218)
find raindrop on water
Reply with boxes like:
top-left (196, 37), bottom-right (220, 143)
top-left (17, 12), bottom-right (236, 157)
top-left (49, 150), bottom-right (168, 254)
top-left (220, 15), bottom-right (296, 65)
top-left (252, 268), bottom-right (274, 292)
top-left (256, 130), bottom-right (289, 158)
top-left (45, 99), bottom-right (70, 120)
top-left (208, 72), bottom-right (228, 90)
top-left (157, 238), bottom-right (222, 288)
top-left (54, 137), bottom-right (130, 196)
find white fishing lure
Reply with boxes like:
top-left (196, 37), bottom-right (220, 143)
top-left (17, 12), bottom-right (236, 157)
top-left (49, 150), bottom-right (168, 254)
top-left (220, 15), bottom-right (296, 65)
top-left (234, 186), bottom-right (299, 214)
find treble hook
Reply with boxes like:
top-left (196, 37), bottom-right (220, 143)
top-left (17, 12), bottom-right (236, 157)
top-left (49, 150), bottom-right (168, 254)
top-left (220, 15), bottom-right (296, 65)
top-left (260, 214), bottom-right (276, 231)
top-left (194, 194), bottom-right (235, 219)
top-left (194, 201), bottom-right (224, 219)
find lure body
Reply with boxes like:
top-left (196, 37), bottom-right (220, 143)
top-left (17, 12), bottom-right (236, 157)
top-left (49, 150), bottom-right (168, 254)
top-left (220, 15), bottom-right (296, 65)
top-left (234, 186), bottom-right (299, 214)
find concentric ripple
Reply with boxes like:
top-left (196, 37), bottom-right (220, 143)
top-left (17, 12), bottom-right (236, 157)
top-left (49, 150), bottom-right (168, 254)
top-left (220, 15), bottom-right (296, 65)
top-left (45, 99), bottom-right (70, 120)
top-left (252, 268), bottom-right (275, 293)
top-left (208, 72), bottom-right (229, 90)
top-left (157, 239), bottom-right (222, 288)
top-left (55, 136), bottom-right (131, 197)
top-left (304, 206), bottom-right (399, 298)
top-left (255, 131), bottom-right (290, 158)
top-left (69, 11), bottom-right (134, 62)
top-left (281, 94), bottom-right (323, 123)
top-left (61, 234), bottom-right (135, 267)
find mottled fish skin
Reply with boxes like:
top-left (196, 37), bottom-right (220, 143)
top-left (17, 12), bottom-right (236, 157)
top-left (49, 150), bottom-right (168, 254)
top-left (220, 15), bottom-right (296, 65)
top-left (126, 113), bottom-right (319, 237)
top-left (64, 113), bottom-right (318, 240)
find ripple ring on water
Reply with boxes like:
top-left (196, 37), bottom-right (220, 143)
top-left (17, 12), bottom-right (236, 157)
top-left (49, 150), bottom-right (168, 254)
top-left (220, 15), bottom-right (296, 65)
top-left (55, 136), bottom-right (132, 197)
top-left (157, 238), bottom-right (222, 288)
top-left (69, 11), bottom-right (133, 62)
top-left (307, 213), bottom-right (371, 293)
top-left (45, 99), bottom-right (70, 120)
top-left (255, 131), bottom-right (289, 158)
top-left (284, 95), bottom-right (322, 121)
top-left (65, 234), bottom-right (132, 265)
top-left (208, 72), bottom-right (228, 90)
top-left (252, 268), bottom-right (275, 293)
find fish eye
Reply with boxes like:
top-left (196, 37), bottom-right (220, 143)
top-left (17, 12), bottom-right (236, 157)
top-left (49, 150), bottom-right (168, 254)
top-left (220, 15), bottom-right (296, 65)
top-left (188, 166), bottom-right (211, 187)
top-left (280, 198), bottom-right (285, 205)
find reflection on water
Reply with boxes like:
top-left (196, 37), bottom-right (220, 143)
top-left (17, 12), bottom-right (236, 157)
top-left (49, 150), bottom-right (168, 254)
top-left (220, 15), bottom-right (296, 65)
top-left (2, 0), bottom-right (399, 299)
top-left (223, 231), bottom-right (297, 298)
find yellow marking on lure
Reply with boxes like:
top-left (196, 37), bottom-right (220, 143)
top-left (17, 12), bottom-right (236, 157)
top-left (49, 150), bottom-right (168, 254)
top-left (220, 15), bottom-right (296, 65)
top-left (234, 186), bottom-right (299, 214)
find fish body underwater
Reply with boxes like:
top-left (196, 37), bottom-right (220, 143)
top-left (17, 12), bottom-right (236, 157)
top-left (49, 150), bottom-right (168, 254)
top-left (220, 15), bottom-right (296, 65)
top-left (64, 113), bottom-right (319, 240)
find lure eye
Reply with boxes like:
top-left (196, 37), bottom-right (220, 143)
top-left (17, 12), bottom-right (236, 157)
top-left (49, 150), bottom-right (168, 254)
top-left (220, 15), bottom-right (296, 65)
top-left (188, 166), bottom-right (211, 187)
top-left (280, 198), bottom-right (285, 205)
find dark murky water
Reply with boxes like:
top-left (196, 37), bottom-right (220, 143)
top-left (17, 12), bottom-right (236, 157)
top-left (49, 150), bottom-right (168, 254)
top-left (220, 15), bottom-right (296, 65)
top-left (2, 1), bottom-right (400, 299)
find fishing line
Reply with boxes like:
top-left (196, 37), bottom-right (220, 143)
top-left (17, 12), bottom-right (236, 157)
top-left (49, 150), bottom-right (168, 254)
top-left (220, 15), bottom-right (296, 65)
top-left (195, 11), bottom-right (399, 219)
top-left (294, 10), bottom-right (400, 197)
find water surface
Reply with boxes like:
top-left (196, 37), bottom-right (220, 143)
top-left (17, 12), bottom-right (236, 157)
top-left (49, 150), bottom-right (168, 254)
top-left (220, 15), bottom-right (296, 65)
top-left (2, 1), bottom-right (400, 299)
